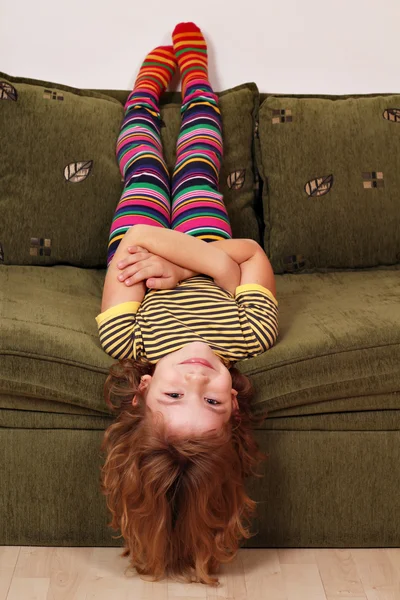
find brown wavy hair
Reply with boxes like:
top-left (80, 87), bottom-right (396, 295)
top-left (99, 356), bottom-right (269, 586)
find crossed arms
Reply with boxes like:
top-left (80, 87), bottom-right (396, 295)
top-left (100, 225), bottom-right (277, 315)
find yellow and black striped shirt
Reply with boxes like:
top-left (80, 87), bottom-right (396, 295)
top-left (95, 275), bottom-right (279, 365)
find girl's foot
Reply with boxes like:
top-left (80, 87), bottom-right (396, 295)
top-left (133, 45), bottom-right (177, 99)
top-left (172, 22), bottom-right (209, 96)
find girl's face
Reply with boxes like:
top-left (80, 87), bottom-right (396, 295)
top-left (132, 342), bottom-right (239, 435)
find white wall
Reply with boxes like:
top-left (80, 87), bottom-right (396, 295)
top-left (2, 0), bottom-right (400, 94)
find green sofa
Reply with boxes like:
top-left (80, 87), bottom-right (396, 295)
top-left (1, 72), bottom-right (399, 549)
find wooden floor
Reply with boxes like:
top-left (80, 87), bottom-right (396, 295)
top-left (1, 547), bottom-right (400, 599)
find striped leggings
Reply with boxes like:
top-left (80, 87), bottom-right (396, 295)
top-left (107, 81), bottom-right (233, 268)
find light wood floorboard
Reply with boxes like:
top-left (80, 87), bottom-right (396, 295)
top-left (1, 547), bottom-right (399, 599)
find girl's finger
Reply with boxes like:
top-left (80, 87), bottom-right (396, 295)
top-left (128, 245), bottom-right (148, 253)
top-left (118, 264), bottom-right (158, 285)
top-left (117, 253), bottom-right (148, 269)
top-left (117, 265), bottom-right (141, 282)
top-left (146, 278), bottom-right (161, 289)
top-left (128, 265), bottom-right (164, 285)
top-left (146, 276), bottom-right (173, 289)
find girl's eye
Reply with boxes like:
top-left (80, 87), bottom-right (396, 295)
top-left (206, 398), bottom-right (220, 405)
top-left (166, 393), bottom-right (220, 405)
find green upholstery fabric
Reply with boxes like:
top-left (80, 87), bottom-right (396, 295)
top-left (0, 73), bottom-right (261, 268)
top-left (256, 93), bottom-right (400, 273)
top-left (0, 73), bottom-right (124, 268)
top-left (2, 427), bottom-right (399, 547)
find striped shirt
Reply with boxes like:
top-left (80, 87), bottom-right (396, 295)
top-left (95, 275), bottom-right (279, 365)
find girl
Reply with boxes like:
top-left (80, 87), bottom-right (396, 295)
top-left (95, 22), bottom-right (279, 587)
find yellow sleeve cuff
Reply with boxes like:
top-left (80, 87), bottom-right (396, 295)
top-left (95, 301), bottom-right (141, 326)
top-left (235, 283), bottom-right (278, 307)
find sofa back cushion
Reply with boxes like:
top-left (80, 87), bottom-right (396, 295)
top-left (0, 73), bottom-right (124, 267)
top-left (256, 93), bottom-right (400, 274)
top-left (0, 73), bottom-right (261, 267)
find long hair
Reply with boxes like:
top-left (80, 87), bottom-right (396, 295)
top-left (99, 356), bottom-right (269, 586)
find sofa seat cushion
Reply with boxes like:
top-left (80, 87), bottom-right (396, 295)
top-left (0, 266), bottom-right (399, 428)
top-left (245, 267), bottom-right (400, 426)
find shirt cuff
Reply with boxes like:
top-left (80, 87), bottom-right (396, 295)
top-left (95, 301), bottom-right (141, 326)
top-left (235, 283), bottom-right (278, 307)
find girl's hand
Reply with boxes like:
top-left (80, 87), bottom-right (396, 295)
top-left (116, 246), bottom-right (186, 290)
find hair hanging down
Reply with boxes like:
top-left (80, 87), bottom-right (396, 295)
top-left (99, 357), bottom-right (270, 587)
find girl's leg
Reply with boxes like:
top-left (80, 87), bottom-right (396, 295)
top-left (107, 46), bottom-right (177, 268)
top-left (170, 23), bottom-right (233, 242)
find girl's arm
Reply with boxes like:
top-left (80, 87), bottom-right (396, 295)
top-left (211, 239), bottom-right (277, 298)
top-left (127, 226), bottom-right (262, 278)
top-left (100, 229), bottom-right (146, 314)
top-left (99, 227), bottom-right (243, 315)
top-left (128, 225), bottom-right (241, 294)
top-left (100, 229), bottom-right (273, 314)
top-left (204, 238), bottom-right (260, 265)
top-left (178, 238), bottom-right (260, 281)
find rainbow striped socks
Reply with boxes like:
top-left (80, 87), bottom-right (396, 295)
top-left (133, 45), bottom-right (177, 99)
top-left (172, 22), bottom-right (209, 96)
top-left (131, 25), bottom-right (211, 100)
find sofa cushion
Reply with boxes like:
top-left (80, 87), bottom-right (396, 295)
top-left (0, 73), bottom-right (261, 268)
top-left (0, 72), bottom-right (124, 268)
top-left (256, 94), bottom-right (400, 274)
top-left (0, 265), bottom-right (399, 428)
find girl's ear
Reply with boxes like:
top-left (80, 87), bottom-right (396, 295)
top-left (141, 374), bottom-right (152, 386)
top-left (132, 374), bottom-right (152, 405)
top-left (231, 388), bottom-right (239, 411)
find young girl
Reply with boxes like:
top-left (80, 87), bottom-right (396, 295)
top-left (95, 22), bottom-right (279, 587)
